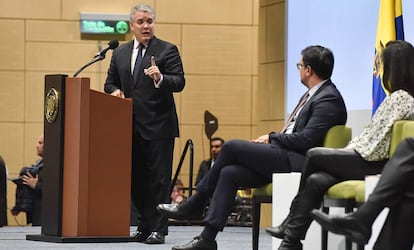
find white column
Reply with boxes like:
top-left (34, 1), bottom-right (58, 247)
top-left (272, 173), bottom-right (321, 250)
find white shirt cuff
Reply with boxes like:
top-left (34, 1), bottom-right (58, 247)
top-left (154, 74), bottom-right (163, 88)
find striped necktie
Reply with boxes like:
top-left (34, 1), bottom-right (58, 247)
top-left (280, 92), bottom-right (309, 133)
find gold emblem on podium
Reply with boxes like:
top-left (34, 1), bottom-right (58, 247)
top-left (45, 88), bottom-right (59, 123)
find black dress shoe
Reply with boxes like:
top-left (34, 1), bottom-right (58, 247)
top-left (265, 216), bottom-right (288, 239)
top-left (266, 226), bottom-right (285, 239)
top-left (132, 230), bottom-right (150, 242)
top-left (157, 201), bottom-right (204, 220)
top-left (278, 238), bottom-right (303, 250)
top-left (172, 236), bottom-right (217, 250)
top-left (144, 232), bottom-right (165, 244)
top-left (311, 209), bottom-right (371, 245)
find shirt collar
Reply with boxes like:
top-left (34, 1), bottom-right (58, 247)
top-left (133, 38), bottom-right (148, 49)
top-left (308, 79), bottom-right (327, 98)
top-left (133, 38), bottom-right (149, 49)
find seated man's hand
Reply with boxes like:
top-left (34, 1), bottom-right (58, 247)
top-left (251, 134), bottom-right (269, 144)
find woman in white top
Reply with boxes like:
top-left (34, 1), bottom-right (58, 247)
top-left (269, 40), bottom-right (414, 250)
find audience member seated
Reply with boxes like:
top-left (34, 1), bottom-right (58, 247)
top-left (10, 134), bottom-right (44, 226)
top-left (195, 137), bottom-right (253, 227)
top-left (195, 137), bottom-right (224, 185)
top-left (312, 137), bottom-right (414, 250)
top-left (0, 155), bottom-right (7, 226)
top-left (266, 40), bottom-right (414, 250)
top-left (171, 179), bottom-right (186, 204)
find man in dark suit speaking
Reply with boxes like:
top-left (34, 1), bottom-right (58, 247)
top-left (104, 3), bottom-right (185, 245)
top-left (158, 45), bottom-right (347, 250)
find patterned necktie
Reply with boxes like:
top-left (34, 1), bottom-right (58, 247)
top-left (280, 92), bottom-right (309, 133)
top-left (132, 44), bottom-right (143, 82)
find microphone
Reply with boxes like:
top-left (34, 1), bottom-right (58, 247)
top-left (73, 39), bottom-right (119, 77)
top-left (94, 39), bottom-right (119, 58)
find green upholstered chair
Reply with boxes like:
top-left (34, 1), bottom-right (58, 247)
top-left (321, 120), bottom-right (414, 250)
top-left (389, 120), bottom-right (414, 156)
top-left (252, 183), bottom-right (272, 250)
top-left (251, 125), bottom-right (352, 250)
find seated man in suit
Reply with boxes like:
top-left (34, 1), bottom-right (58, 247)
top-left (158, 45), bottom-right (348, 250)
top-left (266, 40), bottom-right (414, 250)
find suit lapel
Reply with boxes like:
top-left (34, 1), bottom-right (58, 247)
top-left (124, 41), bottom-right (137, 87)
top-left (294, 80), bottom-right (331, 130)
top-left (302, 80), bottom-right (331, 110)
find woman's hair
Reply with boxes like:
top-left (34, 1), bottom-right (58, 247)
top-left (382, 40), bottom-right (414, 96)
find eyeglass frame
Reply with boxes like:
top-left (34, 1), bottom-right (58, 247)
top-left (296, 63), bottom-right (309, 70)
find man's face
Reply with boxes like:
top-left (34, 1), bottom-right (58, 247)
top-left (298, 57), bottom-right (309, 87)
top-left (36, 135), bottom-right (44, 157)
top-left (130, 10), bottom-right (155, 44)
top-left (211, 140), bottom-right (223, 160)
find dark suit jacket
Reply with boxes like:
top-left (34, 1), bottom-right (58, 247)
top-left (31, 162), bottom-right (43, 226)
top-left (195, 159), bottom-right (212, 185)
top-left (12, 159), bottom-right (43, 225)
top-left (104, 37), bottom-right (185, 140)
top-left (269, 80), bottom-right (347, 171)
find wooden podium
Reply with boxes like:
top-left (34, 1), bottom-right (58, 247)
top-left (27, 75), bottom-right (135, 243)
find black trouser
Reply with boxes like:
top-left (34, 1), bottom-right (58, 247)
top-left (285, 147), bottom-right (385, 240)
top-left (196, 139), bottom-right (293, 231)
top-left (131, 133), bottom-right (174, 235)
top-left (367, 138), bottom-right (414, 250)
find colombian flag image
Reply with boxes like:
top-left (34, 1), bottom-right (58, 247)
top-left (372, 0), bottom-right (404, 115)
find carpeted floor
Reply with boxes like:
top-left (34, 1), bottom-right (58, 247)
top-left (0, 225), bottom-right (272, 249)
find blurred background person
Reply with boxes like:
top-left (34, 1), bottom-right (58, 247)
top-left (171, 179), bottom-right (186, 204)
top-left (0, 155), bottom-right (7, 227)
top-left (10, 134), bottom-right (44, 226)
top-left (195, 137), bottom-right (224, 185)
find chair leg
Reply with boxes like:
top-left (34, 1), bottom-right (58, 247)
top-left (344, 205), bottom-right (353, 250)
top-left (321, 206), bottom-right (329, 250)
top-left (357, 243), bottom-right (364, 250)
top-left (252, 200), bottom-right (261, 250)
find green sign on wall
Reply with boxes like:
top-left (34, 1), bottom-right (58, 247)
top-left (80, 13), bottom-right (130, 35)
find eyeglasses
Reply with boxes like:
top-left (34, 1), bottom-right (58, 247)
top-left (296, 63), bottom-right (307, 70)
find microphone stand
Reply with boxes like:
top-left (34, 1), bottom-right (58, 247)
top-left (73, 55), bottom-right (105, 77)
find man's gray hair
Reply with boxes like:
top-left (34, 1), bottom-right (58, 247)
top-left (130, 4), bottom-right (156, 21)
